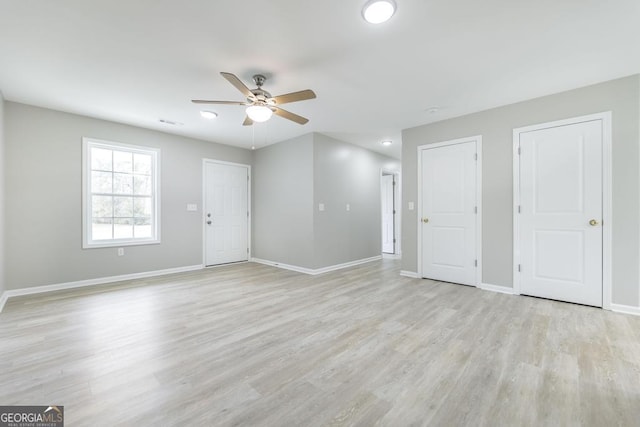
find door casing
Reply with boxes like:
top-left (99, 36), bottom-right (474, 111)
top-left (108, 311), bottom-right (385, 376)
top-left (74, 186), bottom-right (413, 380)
top-left (512, 112), bottom-right (612, 309)
top-left (417, 136), bottom-right (483, 286)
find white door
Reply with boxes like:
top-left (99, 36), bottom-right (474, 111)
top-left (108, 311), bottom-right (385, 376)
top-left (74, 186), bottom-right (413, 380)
top-left (517, 119), bottom-right (603, 306)
top-left (381, 174), bottom-right (395, 254)
top-left (204, 161), bottom-right (249, 266)
top-left (420, 140), bottom-right (478, 286)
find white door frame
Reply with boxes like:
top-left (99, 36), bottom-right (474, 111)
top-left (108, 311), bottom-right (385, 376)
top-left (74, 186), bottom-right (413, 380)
top-left (381, 169), bottom-right (401, 256)
top-left (202, 158), bottom-right (252, 266)
top-left (417, 135), bottom-right (483, 286)
top-left (512, 112), bottom-right (612, 309)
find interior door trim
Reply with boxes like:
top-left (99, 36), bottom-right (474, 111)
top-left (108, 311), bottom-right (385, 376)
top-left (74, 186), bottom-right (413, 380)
top-left (512, 112), bottom-right (612, 309)
top-left (417, 135), bottom-right (483, 286)
top-left (202, 158), bottom-right (252, 267)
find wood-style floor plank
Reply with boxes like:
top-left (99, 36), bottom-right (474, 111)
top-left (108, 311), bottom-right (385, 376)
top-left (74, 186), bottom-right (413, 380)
top-left (1, 260), bottom-right (640, 426)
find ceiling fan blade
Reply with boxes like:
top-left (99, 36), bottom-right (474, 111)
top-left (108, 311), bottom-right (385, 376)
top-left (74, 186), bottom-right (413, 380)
top-left (273, 107), bottom-right (309, 125)
top-left (220, 72), bottom-right (254, 99)
top-left (272, 89), bottom-right (316, 105)
top-left (191, 100), bottom-right (246, 105)
top-left (242, 116), bottom-right (254, 126)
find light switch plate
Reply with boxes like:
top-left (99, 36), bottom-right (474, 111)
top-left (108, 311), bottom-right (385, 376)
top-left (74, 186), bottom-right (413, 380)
top-left (319, 203), bottom-right (325, 211)
top-left (408, 202), bottom-right (415, 211)
top-left (346, 204), bottom-right (350, 211)
top-left (187, 203), bottom-right (198, 211)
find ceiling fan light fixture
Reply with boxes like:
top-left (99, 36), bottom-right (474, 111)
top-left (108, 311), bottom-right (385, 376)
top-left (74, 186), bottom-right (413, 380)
top-left (246, 105), bottom-right (273, 122)
top-left (381, 140), bottom-right (393, 146)
top-left (362, 0), bottom-right (396, 24)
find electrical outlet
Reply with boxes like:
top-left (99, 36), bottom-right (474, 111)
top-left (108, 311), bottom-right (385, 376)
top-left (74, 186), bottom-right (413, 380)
top-left (346, 204), bottom-right (350, 211)
top-left (117, 248), bottom-right (124, 256)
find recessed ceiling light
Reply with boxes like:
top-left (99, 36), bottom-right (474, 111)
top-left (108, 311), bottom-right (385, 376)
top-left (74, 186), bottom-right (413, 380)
top-left (200, 110), bottom-right (218, 119)
top-left (425, 106), bottom-right (440, 114)
top-left (362, 0), bottom-right (396, 24)
top-left (381, 140), bottom-right (393, 146)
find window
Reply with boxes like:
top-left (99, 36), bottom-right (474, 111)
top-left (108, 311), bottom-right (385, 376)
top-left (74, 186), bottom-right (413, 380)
top-left (83, 138), bottom-right (160, 248)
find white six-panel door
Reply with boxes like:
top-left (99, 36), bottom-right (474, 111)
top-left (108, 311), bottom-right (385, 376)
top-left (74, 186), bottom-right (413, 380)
top-left (419, 138), bottom-right (480, 286)
top-left (204, 161), bottom-right (249, 266)
top-left (516, 118), bottom-right (604, 307)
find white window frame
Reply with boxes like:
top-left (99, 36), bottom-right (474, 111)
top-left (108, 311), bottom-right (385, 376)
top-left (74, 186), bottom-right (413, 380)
top-left (82, 137), bottom-right (161, 248)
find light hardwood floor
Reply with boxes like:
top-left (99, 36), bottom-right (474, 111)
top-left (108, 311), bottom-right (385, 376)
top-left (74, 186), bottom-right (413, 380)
top-left (1, 260), bottom-right (639, 426)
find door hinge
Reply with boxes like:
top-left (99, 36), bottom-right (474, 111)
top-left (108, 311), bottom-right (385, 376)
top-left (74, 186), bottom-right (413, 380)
top-left (393, 238), bottom-right (396, 243)
top-left (474, 206), bottom-right (478, 214)
top-left (518, 205), bottom-right (521, 213)
top-left (474, 153), bottom-right (478, 161)
top-left (474, 259), bottom-right (478, 267)
top-left (247, 248), bottom-right (249, 254)
top-left (518, 147), bottom-right (521, 155)
top-left (247, 211), bottom-right (250, 218)
top-left (518, 264), bottom-right (521, 272)
top-left (393, 210), bottom-right (396, 214)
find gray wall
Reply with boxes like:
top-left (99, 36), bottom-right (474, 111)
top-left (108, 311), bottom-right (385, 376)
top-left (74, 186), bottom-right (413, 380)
top-left (0, 92), bottom-right (5, 296)
top-left (252, 132), bottom-right (400, 270)
top-left (402, 75), bottom-right (640, 307)
top-left (5, 102), bottom-right (252, 290)
top-left (313, 134), bottom-right (400, 268)
top-left (252, 134), bottom-right (315, 267)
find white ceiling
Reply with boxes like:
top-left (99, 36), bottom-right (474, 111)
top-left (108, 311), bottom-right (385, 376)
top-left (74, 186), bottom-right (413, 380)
top-left (1, 0), bottom-right (639, 160)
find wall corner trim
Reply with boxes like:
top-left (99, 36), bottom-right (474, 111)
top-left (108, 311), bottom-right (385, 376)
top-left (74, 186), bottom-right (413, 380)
top-left (479, 283), bottom-right (516, 295)
top-left (400, 270), bottom-right (418, 279)
top-left (251, 256), bottom-right (382, 276)
top-left (0, 264), bottom-right (204, 314)
top-left (0, 292), bottom-right (8, 314)
top-left (610, 303), bottom-right (640, 316)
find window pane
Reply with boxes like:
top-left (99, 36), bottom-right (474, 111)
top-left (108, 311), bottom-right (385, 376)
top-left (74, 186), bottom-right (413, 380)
top-left (134, 217), bottom-right (152, 238)
top-left (134, 197), bottom-right (152, 217)
top-left (114, 173), bottom-right (134, 194)
top-left (114, 197), bottom-right (133, 217)
top-left (114, 218), bottom-right (133, 239)
top-left (92, 196), bottom-right (113, 218)
top-left (92, 218), bottom-right (113, 240)
top-left (91, 171), bottom-right (112, 194)
top-left (91, 147), bottom-right (112, 171)
top-left (134, 153), bottom-right (152, 175)
top-left (133, 175), bottom-right (151, 195)
top-left (113, 150), bottom-right (133, 173)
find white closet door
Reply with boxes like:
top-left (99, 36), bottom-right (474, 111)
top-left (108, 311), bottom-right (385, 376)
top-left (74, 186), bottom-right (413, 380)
top-left (518, 119), bottom-right (603, 306)
top-left (421, 141), bottom-right (477, 286)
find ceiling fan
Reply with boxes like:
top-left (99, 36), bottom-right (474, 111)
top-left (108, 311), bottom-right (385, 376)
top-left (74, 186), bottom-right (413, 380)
top-left (192, 72), bottom-right (316, 126)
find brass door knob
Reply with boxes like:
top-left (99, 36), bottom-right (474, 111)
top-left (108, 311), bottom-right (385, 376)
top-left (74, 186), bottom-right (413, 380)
top-left (422, 218), bottom-right (429, 223)
top-left (589, 219), bottom-right (599, 226)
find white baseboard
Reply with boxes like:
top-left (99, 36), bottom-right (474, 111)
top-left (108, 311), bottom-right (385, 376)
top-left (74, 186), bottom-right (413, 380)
top-left (0, 264), bottom-right (203, 313)
top-left (400, 270), bottom-right (418, 279)
top-left (251, 256), bottom-right (382, 276)
top-left (479, 283), bottom-right (516, 295)
top-left (382, 253), bottom-right (401, 260)
top-left (610, 303), bottom-right (640, 316)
